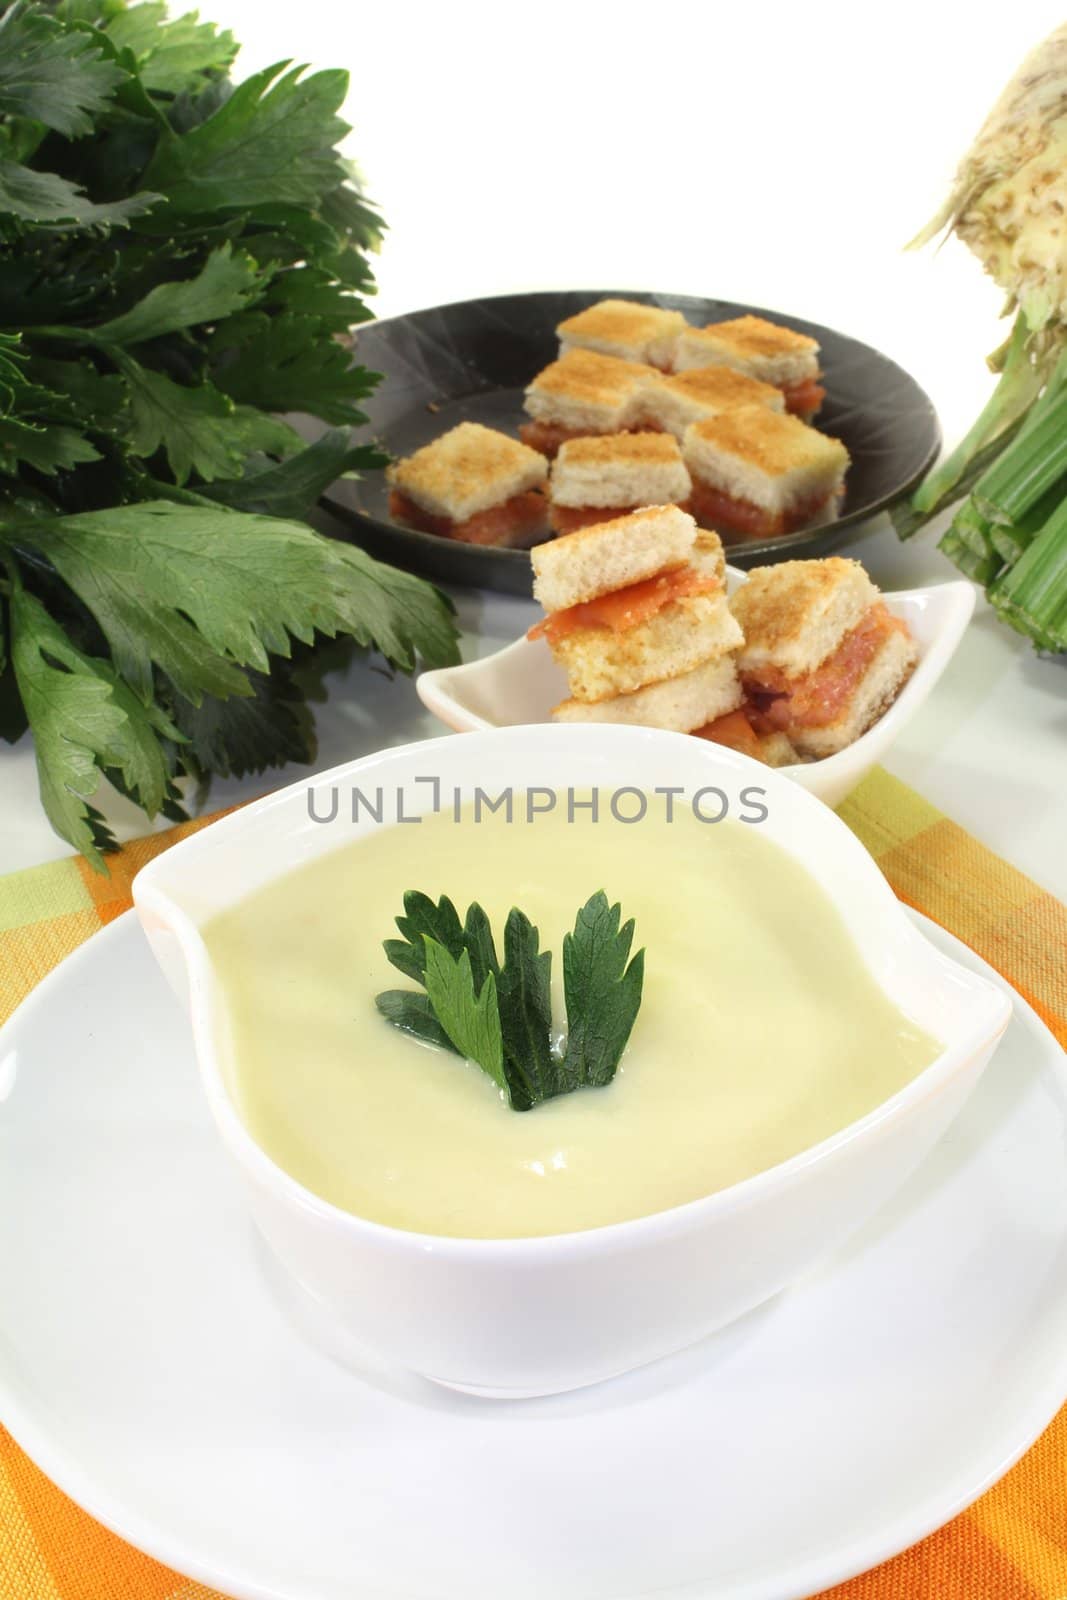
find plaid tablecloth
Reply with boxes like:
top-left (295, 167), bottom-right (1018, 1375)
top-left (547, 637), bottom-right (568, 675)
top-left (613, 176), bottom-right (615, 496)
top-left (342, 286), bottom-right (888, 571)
top-left (1, 768), bottom-right (1065, 1600)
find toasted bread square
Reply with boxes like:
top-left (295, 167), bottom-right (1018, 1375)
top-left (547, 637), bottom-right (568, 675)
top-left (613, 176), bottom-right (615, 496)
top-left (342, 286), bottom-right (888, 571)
top-left (788, 628), bottom-right (919, 758)
top-left (551, 591), bottom-right (743, 702)
top-left (674, 315), bottom-right (820, 385)
top-left (683, 408), bottom-right (849, 515)
top-left (386, 422), bottom-right (547, 522)
top-left (689, 528), bottom-right (727, 588)
top-left (550, 433), bottom-right (691, 509)
top-left (531, 504), bottom-right (696, 613)
top-left (523, 349), bottom-right (653, 434)
top-left (756, 730), bottom-right (800, 767)
top-left (557, 299), bottom-right (687, 369)
top-left (552, 654), bottom-right (742, 732)
top-left (730, 558), bottom-right (880, 678)
top-left (637, 366), bottom-right (784, 439)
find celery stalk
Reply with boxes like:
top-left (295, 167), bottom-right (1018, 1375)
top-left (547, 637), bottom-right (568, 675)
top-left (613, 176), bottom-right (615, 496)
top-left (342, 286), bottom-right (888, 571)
top-left (899, 315), bottom-right (1043, 535)
top-left (972, 354), bottom-right (1067, 521)
top-left (990, 499), bottom-right (1067, 648)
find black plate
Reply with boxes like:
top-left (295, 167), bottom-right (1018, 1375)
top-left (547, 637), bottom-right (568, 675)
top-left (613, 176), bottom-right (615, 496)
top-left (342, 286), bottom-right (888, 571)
top-left (319, 290), bottom-right (941, 596)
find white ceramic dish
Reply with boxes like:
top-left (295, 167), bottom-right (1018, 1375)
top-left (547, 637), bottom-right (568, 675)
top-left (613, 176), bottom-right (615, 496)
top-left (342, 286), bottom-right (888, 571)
top-left (416, 572), bottom-right (976, 809)
top-left (131, 725), bottom-right (1009, 1398)
top-left (0, 913), bottom-right (1062, 1600)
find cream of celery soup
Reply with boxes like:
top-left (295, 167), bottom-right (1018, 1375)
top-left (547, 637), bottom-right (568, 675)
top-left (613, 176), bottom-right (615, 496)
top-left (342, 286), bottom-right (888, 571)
top-left (204, 803), bottom-right (938, 1238)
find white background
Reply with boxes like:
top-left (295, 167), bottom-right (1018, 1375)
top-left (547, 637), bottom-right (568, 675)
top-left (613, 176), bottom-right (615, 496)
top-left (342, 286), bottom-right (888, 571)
top-left (3, 0), bottom-right (1065, 889)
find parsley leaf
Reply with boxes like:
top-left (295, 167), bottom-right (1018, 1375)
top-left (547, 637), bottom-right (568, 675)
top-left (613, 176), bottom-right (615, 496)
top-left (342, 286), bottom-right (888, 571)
top-left (422, 940), bottom-right (506, 1093)
top-left (562, 892), bottom-right (646, 1090)
top-left (384, 891), bottom-right (466, 983)
top-left (496, 909), bottom-right (556, 1112)
top-left (377, 893), bottom-right (644, 1112)
top-left (375, 990), bottom-right (461, 1055)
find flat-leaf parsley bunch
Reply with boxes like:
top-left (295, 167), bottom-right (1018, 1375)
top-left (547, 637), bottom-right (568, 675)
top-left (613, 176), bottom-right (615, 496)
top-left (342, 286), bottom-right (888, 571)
top-left (0, 0), bottom-right (458, 866)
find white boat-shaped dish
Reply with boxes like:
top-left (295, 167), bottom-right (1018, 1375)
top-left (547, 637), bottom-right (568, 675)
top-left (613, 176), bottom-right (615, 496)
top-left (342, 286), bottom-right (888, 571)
top-left (417, 571), bottom-right (976, 809)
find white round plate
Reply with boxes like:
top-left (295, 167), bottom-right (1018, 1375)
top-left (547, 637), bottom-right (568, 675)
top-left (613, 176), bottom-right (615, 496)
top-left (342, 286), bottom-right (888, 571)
top-left (0, 911), bottom-right (1064, 1600)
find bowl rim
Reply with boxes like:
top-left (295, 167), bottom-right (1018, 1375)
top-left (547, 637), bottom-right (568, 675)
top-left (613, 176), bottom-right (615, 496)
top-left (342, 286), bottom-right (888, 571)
top-left (133, 725), bottom-right (1011, 1261)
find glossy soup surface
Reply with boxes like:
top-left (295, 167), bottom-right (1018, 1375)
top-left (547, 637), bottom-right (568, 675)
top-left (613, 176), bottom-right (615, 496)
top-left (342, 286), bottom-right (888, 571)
top-left (204, 804), bottom-right (939, 1238)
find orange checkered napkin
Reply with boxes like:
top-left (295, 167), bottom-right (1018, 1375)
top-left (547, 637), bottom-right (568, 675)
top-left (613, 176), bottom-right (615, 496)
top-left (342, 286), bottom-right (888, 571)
top-left (1, 768), bottom-right (1065, 1600)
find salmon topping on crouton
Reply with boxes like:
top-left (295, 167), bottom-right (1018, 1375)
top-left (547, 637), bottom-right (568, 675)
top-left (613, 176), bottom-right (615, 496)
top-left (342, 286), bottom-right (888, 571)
top-left (528, 564), bottom-right (719, 644)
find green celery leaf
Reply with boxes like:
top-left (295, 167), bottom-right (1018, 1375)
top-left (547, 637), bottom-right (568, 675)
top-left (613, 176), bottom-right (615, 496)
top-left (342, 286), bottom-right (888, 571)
top-left (320, 180), bottom-right (385, 253)
top-left (167, 662), bottom-right (313, 778)
top-left (94, 244), bottom-right (263, 344)
top-left (200, 428), bottom-right (386, 520)
top-left (561, 891), bottom-right (645, 1090)
top-left (121, 363), bottom-right (244, 484)
top-left (142, 61), bottom-right (349, 213)
top-left (0, 2), bottom-right (126, 137)
top-left (103, 3), bottom-right (238, 93)
top-left (224, 407), bottom-right (305, 460)
top-left (0, 159), bottom-right (159, 228)
top-left (422, 939), bottom-right (505, 1091)
top-left (9, 501), bottom-right (458, 707)
top-left (211, 312), bottom-right (379, 424)
top-left (0, 243), bottom-right (117, 325)
top-left (14, 358), bottom-right (126, 427)
top-left (0, 661), bottom-right (29, 743)
top-left (0, 416), bottom-right (101, 475)
top-left (8, 579), bottom-right (174, 867)
top-left (374, 990), bottom-right (461, 1055)
top-left (262, 265), bottom-right (372, 331)
top-left (496, 909), bottom-right (555, 1112)
top-left (0, 333), bottom-right (27, 412)
top-left (230, 206), bottom-right (340, 264)
top-left (164, 75), bottom-right (230, 135)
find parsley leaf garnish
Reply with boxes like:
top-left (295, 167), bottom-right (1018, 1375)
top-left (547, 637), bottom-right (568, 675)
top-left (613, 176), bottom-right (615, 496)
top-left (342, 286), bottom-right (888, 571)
top-left (376, 893), bottom-right (645, 1112)
top-left (561, 892), bottom-right (646, 1091)
top-left (422, 941), bottom-right (506, 1093)
top-left (496, 910), bottom-right (555, 1112)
